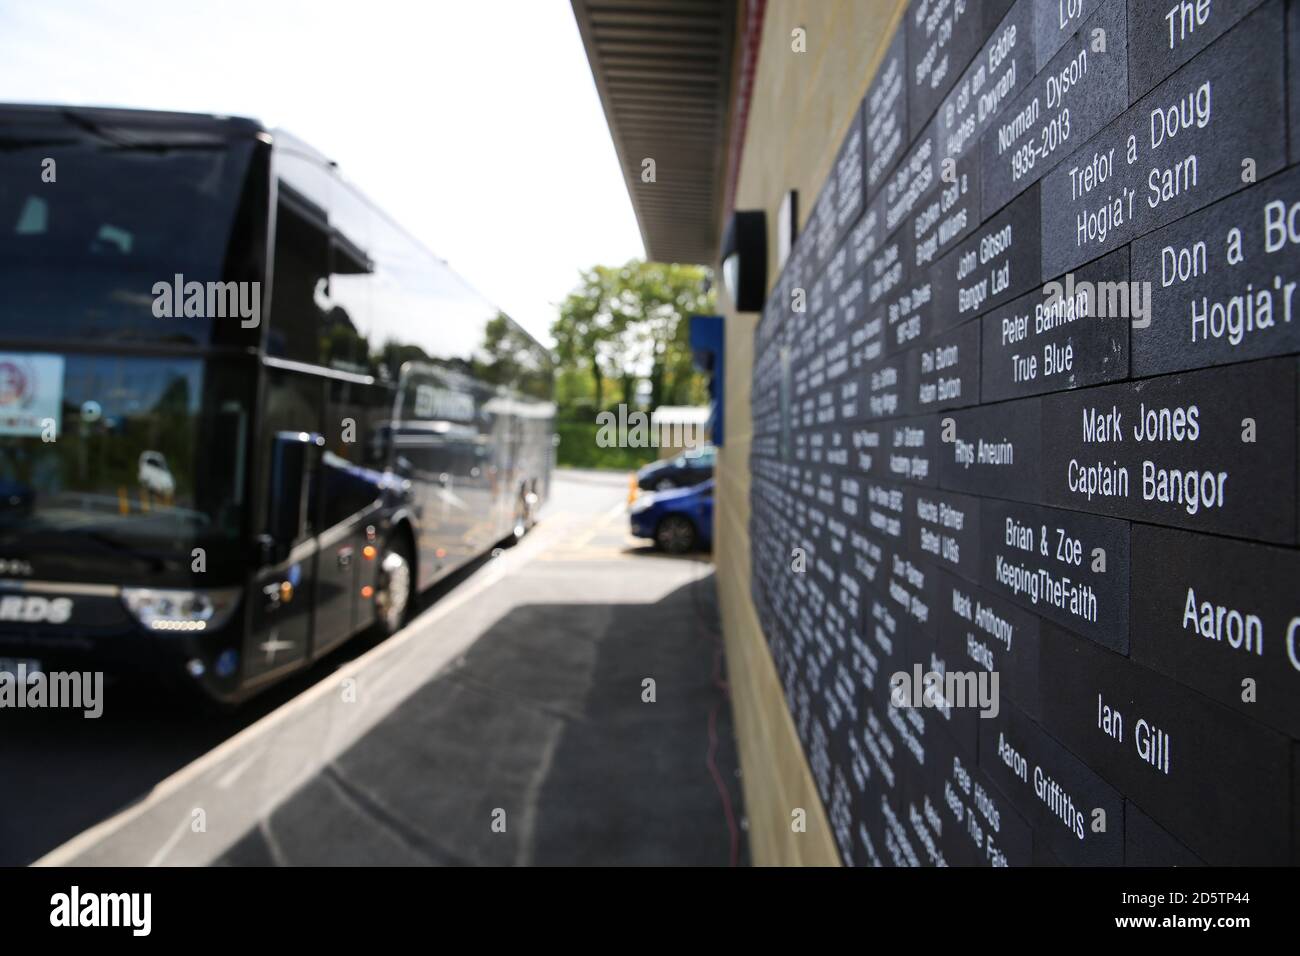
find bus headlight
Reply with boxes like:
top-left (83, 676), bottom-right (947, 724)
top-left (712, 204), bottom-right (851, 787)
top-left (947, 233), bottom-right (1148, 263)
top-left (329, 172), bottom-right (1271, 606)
top-left (121, 587), bottom-right (242, 633)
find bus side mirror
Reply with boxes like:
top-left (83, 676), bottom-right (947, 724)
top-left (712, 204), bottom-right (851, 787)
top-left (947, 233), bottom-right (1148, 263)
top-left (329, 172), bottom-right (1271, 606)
top-left (266, 431), bottom-right (323, 562)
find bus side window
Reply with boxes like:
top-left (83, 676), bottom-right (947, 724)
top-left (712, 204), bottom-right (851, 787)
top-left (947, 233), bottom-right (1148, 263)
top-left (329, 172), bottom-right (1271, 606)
top-left (317, 378), bottom-right (389, 530)
top-left (325, 378), bottom-right (391, 470)
top-left (316, 453), bottom-right (382, 530)
top-left (268, 152), bottom-right (332, 365)
top-left (326, 179), bottom-right (374, 376)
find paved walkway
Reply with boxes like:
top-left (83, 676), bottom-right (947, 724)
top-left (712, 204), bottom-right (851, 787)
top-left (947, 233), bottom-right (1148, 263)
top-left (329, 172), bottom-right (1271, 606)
top-left (38, 471), bottom-right (746, 867)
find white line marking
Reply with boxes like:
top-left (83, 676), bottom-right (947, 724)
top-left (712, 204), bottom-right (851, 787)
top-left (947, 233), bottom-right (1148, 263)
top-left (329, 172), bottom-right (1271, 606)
top-left (216, 749), bottom-right (263, 790)
top-left (146, 813), bottom-right (193, 868)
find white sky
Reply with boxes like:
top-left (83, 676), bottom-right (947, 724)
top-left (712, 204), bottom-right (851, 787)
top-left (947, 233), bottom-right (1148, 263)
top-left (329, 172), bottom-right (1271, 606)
top-left (0, 0), bottom-right (645, 345)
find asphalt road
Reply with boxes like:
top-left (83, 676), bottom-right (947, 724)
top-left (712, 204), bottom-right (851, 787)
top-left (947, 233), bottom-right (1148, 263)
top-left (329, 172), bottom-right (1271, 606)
top-left (3, 469), bottom-right (746, 867)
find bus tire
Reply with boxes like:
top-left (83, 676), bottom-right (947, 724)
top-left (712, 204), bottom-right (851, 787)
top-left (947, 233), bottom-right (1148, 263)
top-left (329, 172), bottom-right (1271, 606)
top-left (512, 480), bottom-right (538, 541)
top-left (375, 534), bottom-right (414, 636)
top-left (526, 478), bottom-right (540, 528)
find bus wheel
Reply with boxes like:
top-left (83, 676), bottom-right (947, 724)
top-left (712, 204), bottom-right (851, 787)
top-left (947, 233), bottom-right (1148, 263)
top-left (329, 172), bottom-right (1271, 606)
top-left (375, 539), bottom-right (413, 635)
top-left (512, 481), bottom-right (538, 541)
top-left (525, 481), bottom-right (540, 528)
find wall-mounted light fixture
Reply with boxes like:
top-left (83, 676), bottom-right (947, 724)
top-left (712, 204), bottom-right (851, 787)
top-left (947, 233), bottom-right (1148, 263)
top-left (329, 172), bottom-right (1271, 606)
top-left (720, 209), bottom-right (766, 313)
top-left (776, 190), bottom-right (798, 270)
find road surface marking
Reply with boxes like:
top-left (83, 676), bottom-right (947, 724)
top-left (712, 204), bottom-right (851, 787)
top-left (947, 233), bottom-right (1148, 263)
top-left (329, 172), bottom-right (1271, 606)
top-left (146, 813), bottom-right (195, 868)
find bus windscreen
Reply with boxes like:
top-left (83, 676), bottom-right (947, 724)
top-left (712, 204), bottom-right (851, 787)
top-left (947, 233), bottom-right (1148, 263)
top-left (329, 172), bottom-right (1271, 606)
top-left (0, 352), bottom-right (250, 579)
top-left (0, 115), bottom-right (260, 347)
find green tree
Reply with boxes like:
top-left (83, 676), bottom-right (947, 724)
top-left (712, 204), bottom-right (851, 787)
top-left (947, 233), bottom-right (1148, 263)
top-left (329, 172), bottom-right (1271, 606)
top-left (551, 260), bottom-right (713, 413)
top-left (475, 312), bottom-right (554, 400)
top-left (611, 261), bottom-right (713, 408)
top-left (551, 266), bottom-right (617, 411)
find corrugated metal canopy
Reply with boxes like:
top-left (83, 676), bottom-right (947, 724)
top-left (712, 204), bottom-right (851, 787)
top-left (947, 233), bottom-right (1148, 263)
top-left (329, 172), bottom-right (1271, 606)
top-left (572, 0), bottom-right (737, 266)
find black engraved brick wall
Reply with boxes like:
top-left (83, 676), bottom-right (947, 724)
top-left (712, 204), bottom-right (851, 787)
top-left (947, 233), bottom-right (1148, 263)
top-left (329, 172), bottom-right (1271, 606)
top-left (748, 0), bottom-right (1300, 866)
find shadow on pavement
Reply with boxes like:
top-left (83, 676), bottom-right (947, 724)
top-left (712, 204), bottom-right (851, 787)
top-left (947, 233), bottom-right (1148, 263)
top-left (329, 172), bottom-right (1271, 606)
top-left (0, 550), bottom-right (499, 867)
top-left (620, 543), bottom-right (713, 561)
top-left (218, 570), bottom-right (747, 866)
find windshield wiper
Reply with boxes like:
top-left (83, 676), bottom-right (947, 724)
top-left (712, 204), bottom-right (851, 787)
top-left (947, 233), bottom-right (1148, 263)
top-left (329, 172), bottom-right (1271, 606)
top-left (59, 109), bottom-right (135, 148)
top-left (45, 109), bottom-right (226, 153)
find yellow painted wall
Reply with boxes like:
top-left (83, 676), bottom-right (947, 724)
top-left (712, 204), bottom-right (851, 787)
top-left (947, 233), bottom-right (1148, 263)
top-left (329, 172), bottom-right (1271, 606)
top-left (716, 0), bottom-right (908, 866)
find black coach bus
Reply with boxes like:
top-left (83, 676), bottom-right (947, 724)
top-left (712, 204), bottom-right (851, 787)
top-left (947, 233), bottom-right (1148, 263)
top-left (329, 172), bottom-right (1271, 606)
top-left (0, 105), bottom-right (554, 704)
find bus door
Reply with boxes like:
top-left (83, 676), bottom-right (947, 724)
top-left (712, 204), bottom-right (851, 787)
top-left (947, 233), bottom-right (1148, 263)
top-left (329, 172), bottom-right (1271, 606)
top-left (312, 380), bottom-right (391, 655)
top-left (246, 429), bottom-right (321, 684)
top-left (309, 451), bottom-right (367, 656)
top-left (309, 172), bottom-right (381, 656)
top-left (245, 146), bottom-right (337, 680)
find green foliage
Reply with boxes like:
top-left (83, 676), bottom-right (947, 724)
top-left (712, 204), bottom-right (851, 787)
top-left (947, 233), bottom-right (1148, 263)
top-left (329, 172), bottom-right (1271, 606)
top-left (553, 420), bottom-right (658, 470)
top-left (473, 312), bottom-right (554, 400)
top-left (550, 260), bottom-right (714, 413)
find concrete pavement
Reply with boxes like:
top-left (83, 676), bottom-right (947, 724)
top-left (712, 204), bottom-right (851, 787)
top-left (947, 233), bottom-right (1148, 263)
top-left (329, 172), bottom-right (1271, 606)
top-left (29, 470), bottom-right (746, 867)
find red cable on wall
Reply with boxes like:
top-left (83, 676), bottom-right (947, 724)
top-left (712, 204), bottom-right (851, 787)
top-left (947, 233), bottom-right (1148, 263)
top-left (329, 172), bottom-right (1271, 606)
top-left (722, 0), bottom-right (767, 232)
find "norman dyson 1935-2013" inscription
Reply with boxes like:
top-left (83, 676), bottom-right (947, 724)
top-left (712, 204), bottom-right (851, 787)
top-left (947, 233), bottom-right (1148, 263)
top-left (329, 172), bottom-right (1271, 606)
top-left (1039, 1), bottom-right (1286, 277)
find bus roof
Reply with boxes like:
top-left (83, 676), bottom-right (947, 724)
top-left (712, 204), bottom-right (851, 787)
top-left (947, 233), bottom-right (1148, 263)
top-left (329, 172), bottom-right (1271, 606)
top-left (0, 102), bottom-right (266, 140)
top-left (0, 103), bottom-right (549, 360)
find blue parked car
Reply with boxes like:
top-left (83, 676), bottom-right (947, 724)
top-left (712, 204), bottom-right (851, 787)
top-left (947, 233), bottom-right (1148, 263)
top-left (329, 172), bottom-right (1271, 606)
top-left (635, 445), bottom-right (715, 491)
top-left (630, 479), bottom-right (713, 554)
